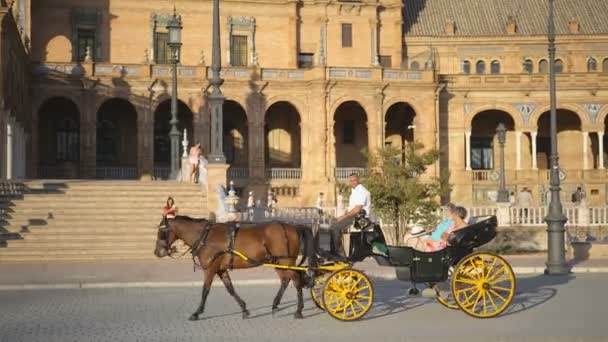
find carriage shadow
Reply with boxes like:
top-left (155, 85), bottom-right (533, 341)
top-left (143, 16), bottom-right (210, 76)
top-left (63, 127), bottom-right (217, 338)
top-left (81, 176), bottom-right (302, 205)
top-left (501, 273), bottom-right (574, 317)
top-left (357, 277), bottom-right (432, 321)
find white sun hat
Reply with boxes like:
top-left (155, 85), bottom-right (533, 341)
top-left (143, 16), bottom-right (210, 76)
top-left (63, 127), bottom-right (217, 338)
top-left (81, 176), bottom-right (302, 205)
top-left (409, 225), bottom-right (426, 237)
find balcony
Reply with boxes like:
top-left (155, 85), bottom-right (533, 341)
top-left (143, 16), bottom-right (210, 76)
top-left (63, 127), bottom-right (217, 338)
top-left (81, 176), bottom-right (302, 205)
top-left (32, 62), bottom-right (435, 85)
top-left (334, 167), bottom-right (367, 180)
top-left (266, 168), bottom-right (302, 181)
top-left (444, 72), bottom-right (608, 90)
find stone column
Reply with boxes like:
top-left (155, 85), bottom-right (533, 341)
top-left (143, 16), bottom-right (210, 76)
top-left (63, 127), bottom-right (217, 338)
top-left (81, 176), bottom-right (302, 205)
top-left (515, 131), bottom-right (522, 170)
top-left (6, 117), bottom-right (13, 180)
top-left (248, 121), bottom-right (265, 181)
top-left (369, 20), bottom-right (379, 66)
top-left (531, 131), bottom-right (538, 169)
top-left (465, 130), bottom-right (471, 170)
top-left (599, 131), bottom-right (605, 169)
top-left (582, 131), bottom-right (589, 170)
top-left (288, 16), bottom-right (298, 68)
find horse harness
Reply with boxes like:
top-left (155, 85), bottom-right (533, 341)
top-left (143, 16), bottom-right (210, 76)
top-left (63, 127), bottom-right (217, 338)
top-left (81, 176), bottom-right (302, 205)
top-left (188, 221), bottom-right (297, 271)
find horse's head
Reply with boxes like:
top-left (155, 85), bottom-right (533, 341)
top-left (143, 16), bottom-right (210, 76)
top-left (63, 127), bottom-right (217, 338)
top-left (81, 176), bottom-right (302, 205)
top-left (154, 216), bottom-right (177, 258)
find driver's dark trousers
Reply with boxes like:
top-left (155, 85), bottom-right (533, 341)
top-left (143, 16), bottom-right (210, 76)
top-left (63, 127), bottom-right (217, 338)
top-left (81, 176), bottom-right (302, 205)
top-left (329, 217), bottom-right (355, 256)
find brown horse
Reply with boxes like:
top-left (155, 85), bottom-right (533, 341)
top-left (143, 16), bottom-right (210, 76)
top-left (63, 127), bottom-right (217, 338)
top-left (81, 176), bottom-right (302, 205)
top-left (153, 216), bottom-right (316, 320)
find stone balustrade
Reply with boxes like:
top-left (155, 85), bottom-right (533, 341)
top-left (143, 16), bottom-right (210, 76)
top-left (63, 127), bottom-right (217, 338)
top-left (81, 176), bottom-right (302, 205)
top-left (31, 62), bottom-right (436, 84)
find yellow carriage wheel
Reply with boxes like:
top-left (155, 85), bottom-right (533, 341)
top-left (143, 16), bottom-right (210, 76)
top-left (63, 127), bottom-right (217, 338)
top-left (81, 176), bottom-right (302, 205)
top-left (452, 252), bottom-right (516, 318)
top-left (322, 269), bottom-right (374, 321)
top-left (311, 272), bottom-right (329, 311)
top-left (435, 267), bottom-right (460, 310)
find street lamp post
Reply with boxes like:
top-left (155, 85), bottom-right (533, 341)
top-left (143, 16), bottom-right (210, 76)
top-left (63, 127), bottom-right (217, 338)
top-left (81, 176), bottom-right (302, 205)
top-left (167, 9), bottom-right (183, 179)
top-left (545, 0), bottom-right (569, 275)
top-left (207, 0), bottom-right (226, 163)
top-left (496, 123), bottom-right (509, 203)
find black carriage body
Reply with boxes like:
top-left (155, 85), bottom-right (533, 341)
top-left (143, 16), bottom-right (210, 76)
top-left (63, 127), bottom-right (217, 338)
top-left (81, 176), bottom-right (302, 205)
top-left (347, 215), bottom-right (498, 284)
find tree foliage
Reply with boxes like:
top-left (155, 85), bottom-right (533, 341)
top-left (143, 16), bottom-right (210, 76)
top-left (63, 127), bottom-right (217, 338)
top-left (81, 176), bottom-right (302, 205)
top-left (362, 142), bottom-right (443, 245)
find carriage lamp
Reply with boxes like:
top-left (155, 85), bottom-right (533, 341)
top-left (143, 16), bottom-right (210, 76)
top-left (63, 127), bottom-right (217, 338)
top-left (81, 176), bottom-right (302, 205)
top-left (166, 7), bottom-right (183, 179)
top-left (495, 123), bottom-right (509, 203)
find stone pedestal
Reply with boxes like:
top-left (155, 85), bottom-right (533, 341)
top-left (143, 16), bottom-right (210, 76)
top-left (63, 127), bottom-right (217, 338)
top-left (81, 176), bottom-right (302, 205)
top-left (206, 163), bottom-right (229, 219)
top-left (496, 202), bottom-right (511, 226)
top-left (578, 204), bottom-right (589, 227)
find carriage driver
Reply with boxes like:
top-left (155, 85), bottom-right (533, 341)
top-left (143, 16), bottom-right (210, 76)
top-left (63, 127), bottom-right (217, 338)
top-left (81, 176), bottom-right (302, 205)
top-left (329, 173), bottom-right (372, 257)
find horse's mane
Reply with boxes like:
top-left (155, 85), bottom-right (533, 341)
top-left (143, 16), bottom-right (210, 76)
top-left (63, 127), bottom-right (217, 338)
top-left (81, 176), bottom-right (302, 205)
top-left (174, 215), bottom-right (209, 223)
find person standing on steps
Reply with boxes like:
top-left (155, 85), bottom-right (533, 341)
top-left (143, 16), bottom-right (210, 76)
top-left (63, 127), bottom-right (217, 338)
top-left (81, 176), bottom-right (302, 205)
top-left (189, 142), bottom-right (202, 183)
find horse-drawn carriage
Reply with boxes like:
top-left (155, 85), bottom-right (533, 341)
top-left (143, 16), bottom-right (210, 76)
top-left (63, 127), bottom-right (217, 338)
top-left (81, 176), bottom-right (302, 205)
top-left (309, 215), bottom-right (516, 321)
top-left (155, 214), bottom-right (515, 322)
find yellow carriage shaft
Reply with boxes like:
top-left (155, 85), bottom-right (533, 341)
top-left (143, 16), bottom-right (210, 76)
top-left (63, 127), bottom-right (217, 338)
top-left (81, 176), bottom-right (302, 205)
top-left (231, 249), bottom-right (350, 272)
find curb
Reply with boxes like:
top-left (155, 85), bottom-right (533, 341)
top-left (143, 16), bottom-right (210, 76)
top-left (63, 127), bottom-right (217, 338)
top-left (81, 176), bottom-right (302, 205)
top-left (1, 266), bottom-right (607, 291)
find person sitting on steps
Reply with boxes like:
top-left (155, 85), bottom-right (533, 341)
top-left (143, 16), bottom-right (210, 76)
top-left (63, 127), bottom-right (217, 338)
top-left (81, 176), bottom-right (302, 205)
top-left (162, 197), bottom-right (178, 219)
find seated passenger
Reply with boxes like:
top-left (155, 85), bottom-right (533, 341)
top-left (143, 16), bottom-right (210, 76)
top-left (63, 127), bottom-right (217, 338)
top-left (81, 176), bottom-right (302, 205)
top-left (403, 225), bottom-right (429, 251)
top-left (425, 206), bottom-right (468, 252)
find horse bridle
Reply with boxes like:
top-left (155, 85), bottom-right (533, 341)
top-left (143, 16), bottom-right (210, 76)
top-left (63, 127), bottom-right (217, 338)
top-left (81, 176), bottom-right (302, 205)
top-left (157, 216), bottom-right (176, 255)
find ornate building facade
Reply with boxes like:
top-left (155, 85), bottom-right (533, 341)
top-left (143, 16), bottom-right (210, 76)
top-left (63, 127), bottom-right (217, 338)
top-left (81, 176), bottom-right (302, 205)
top-left (2, 0), bottom-right (608, 206)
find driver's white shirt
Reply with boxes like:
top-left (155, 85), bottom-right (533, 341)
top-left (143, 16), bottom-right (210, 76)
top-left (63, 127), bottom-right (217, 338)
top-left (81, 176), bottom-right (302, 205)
top-left (348, 184), bottom-right (372, 217)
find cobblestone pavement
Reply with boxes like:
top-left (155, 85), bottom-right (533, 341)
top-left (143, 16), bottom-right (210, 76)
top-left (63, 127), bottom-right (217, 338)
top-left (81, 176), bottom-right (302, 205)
top-left (1, 274), bottom-right (606, 342)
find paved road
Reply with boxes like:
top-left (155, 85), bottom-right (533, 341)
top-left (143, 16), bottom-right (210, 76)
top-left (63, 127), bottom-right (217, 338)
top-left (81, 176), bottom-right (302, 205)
top-left (0, 274), bottom-right (605, 342)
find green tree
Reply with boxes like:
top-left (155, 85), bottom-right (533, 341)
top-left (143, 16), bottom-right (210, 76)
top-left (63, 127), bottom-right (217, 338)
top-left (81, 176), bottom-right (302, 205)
top-left (362, 142), bottom-right (443, 245)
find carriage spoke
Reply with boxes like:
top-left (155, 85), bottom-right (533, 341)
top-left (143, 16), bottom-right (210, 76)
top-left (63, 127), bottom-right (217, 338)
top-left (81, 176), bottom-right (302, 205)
top-left (470, 290), bottom-right (483, 313)
top-left (466, 259), bottom-right (482, 280)
top-left (482, 291), bottom-right (488, 315)
top-left (353, 299), bottom-right (367, 310)
top-left (487, 289), bottom-right (499, 312)
top-left (491, 285), bottom-right (513, 292)
top-left (455, 277), bottom-right (480, 285)
top-left (454, 285), bottom-right (477, 296)
top-left (485, 265), bottom-right (507, 283)
top-left (489, 288), bottom-right (508, 302)
top-left (483, 257), bottom-right (498, 280)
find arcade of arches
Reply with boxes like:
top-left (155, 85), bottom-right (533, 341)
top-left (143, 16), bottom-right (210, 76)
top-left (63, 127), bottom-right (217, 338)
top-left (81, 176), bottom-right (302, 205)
top-left (28, 93), bottom-right (608, 206)
top-left (464, 108), bottom-right (607, 205)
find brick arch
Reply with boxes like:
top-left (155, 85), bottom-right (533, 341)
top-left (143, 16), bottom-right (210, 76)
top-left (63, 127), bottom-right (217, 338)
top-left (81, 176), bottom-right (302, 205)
top-left (594, 105), bottom-right (608, 128)
top-left (383, 97), bottom-right (423, 118)
top-left (330, 97), bottom-right (372, 121)
top-left (529, 104), bottom-right (586, 130)
top-left (150, 94), bottom-right (195, 116)
top-left (36, 93), bottom-right (83, 117)
top-left (467, 105), bottom-right (524, 130)
top-left (264, 97), bottom-right (306, 119)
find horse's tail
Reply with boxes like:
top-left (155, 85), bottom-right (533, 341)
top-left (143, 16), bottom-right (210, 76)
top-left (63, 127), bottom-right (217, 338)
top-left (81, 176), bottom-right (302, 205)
top-left (295, 225), bottom-right (317, 269)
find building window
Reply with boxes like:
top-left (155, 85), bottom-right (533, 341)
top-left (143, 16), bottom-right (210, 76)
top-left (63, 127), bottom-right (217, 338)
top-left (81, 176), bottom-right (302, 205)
top-left (343, 120), bottom-right (355, 144)
top-left (56, 119), bottom-right (79, 162)
top-left (341, 23), bottom-right (352, 48)
top-left (379, 55), bottom-right (392, 68)
top-left (476, 60), bottom-right (486, 74)
top-left (230, 35), bottom-right (248, 67)
top-left (490, 60), bottom-right (500, 74)
top-left (588, 58), bottom-right (597, 72)
top-left (297, 53), bottom-right (314, 68)
top-left (523, 59), bottom-right (533, 74)
top-left (154, 31), bottom-right (171, 64)
top-left (554, 59), bottom-right (564, 73)
top-left (462, 60), bottom-right (471, 74)
top-left (411, 61), bottom-right (420, 70)
top-left (539, 59), bottom-right (548, 73)
top-left (471, 137), bottom-right (493, 170)
top-left (603, 58), bottom-right (608, 73)
top-left (76, 28), bottom-right (96, 62)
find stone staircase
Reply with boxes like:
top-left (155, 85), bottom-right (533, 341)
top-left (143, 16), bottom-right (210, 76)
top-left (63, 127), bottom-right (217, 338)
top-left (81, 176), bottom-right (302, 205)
top-left (0, 180), bottom-right (207, 262)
